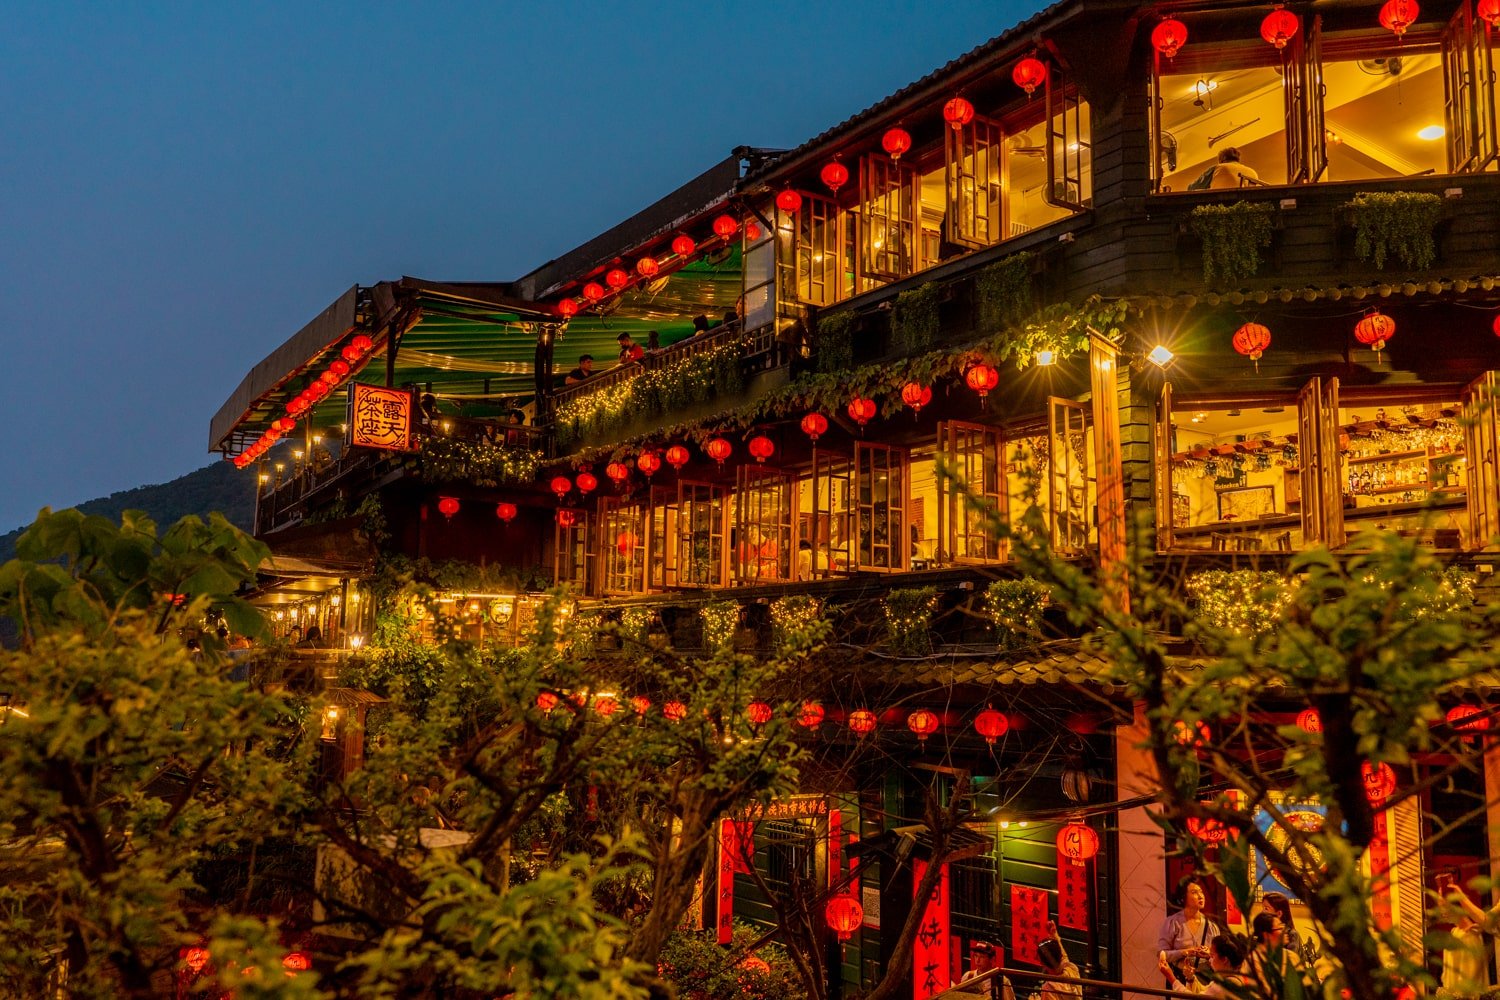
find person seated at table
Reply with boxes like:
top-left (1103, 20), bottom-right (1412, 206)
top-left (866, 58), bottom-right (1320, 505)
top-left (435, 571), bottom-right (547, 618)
top-left (565, 355), bottom-right (594, 384)
top-left (1188, 147), bottom-right (1259, 190)
top-left (418, 393), bottom-right (440, 427)
top-left (690, 314), bottom-right (711, 338)
top-left (617, 333), bottom-right (645, 364)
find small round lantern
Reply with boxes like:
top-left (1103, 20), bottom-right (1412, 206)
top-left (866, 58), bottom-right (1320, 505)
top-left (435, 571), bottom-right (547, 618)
top-left (575, 471), bottom-right (598, 494)
top-left (536, 691), bottom-right (559, 712)
top-left (1355, 310), bottom-right (1396, 360)
top-left (1232, 322), bottom-right (1272, 371)
top-left (1447, 704), bottom-right (1490, 732)
top-left (1186, 816), bottom-right (1229, 845)
top-left (901, 382), bottom-right (933, 415)
top-left (847, 397), bottom-right (877, 426)
top-left (1363, 761), bottom-right (1397, 803)
top-left (282, 951), bottom-right (312, 974)
top-left (1152, 18), bottom-right (1189, 59)
top-left (495, 502), bottom-right (518, 523)
top-left (605, 268), bottom-right (629, 289)
top-left (1261, 7), bottom-right (1300, 48)
top-left (882, 127), bottom-right (913, 160)
top-left (341, 343), bottom-right (361, 363)
top-left (631, 695), bottom-right (652, 715)
top-left (801, 412), bottom-right (829, 441)
top-left (437, 496), bottom-right (460, 520)
top-left (329, 359), bottom-right (350, 376)
top-left (181, 946), bottom-right (211, 973)
top-left (556, 509), bottom-right (578, 528)
top-left (907, 709), bottom-right (940, 741)
top-left (776, 189), bottom-right (803, 213)
top-left (740, 955), bottom-right (771, 974)
top-left (671, 234), bottom-right (696, 257)
top-left (825, 895), bottom-right (864, 940)
top-left (965, 363), bottom-right (1000, 399)
top-left (943, 97), bottom-right (975, 130)
top-left (583, 282), bottom-right (606, 302)
top-left (320, 370), bottom-right (341, 386)
top-left (705, 437), bottom-right (733, 465)
top-left (665, 444), bottom-right (691, 470)
top-left (974, 708), bottom-right (1009, 744)
top-left (637, 451), bottom-right (662, 477)
top-left (820, 161), bottom-right (849, 194)
top-left (1296, 708), bottom-right (1322, 734)
top-left (1174, 720), bottom-right (1211, 747)
top-left (848, 709), bottom-right (877, 736)
top-left (615, 531), bottom-right (637, 555)
top-left (663, 700), bottom-right (688, 722)
top-left (606, 461), bottom-right (630, 485)
top-left (595, 695), bottom-right (619, 717)
top-left (713, 214), bottom-right (739, 238)
top-left (747, 700), bottom-right (773, 726)
top-left (349, 333), bottom-right (373, 354)
top-left (1056, 820), bottom-right (1100, 861)
top-left (636, 256), bottom-right (660, 278)
top-left (558, 298), bottom-right (579, 318)
top-left (550, 475), bottom-right (572, 500)
top-left (748, 435), bottom-right (775, 462)
top-left (798, 701), bottom-right (826, 729)
top-left (1379, 0), bottom-right (1419, 36)
top-left (1013, 56), bottom-right (1047, 96)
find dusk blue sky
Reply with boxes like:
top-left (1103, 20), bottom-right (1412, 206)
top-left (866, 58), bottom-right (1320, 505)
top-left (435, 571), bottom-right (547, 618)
top-left (0, 0), bottom-right (1045, 533)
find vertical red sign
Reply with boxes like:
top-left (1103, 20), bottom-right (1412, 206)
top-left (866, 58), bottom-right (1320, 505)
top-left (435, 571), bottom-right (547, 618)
top-left (717, 819), bottom-right (738, 943)
top-left (1369, 808), bottom-right (1393, 931)
top-left (1057, 859), bottom-right (1089, 930)
top-left (829, 809), bottom-right (842, 891)
top-left (912, 860), bottom-right (951, 1000)
top-left (1011, 885), bottom-right (1049, 965)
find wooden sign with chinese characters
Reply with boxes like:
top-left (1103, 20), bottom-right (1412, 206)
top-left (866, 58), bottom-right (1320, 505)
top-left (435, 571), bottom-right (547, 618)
top-left (912, 860), bottom-right (950, 1000)
top-left (733, 795), bottom-right (829, 822)
top-left (1010, 884), bottom-right (1049, 965)
top-left (348, 384), bottom-right (414, 451)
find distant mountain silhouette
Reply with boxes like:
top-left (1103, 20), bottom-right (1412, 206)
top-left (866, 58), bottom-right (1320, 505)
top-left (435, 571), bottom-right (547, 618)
top-left (0, 462), bottom-right (255, 563)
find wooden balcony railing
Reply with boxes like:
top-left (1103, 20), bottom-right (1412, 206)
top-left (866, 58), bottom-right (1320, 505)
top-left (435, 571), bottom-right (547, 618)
top-left (549, 319), bottom-right (768, 413)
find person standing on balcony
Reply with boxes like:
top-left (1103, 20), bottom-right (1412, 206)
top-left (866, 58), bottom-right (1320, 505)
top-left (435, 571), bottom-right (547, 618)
top-left (565, 355), bottom-right (594, 384)
top-left (1035, 922), bottom-right (1080, 1000)
top-left (617, 333), bottom-right (645, 364)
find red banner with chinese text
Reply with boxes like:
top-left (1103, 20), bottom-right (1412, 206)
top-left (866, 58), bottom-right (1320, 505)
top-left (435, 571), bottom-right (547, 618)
top-left (1370, 808), bottom-right (1393, 931)
top-left (1011, 884), bottom-right (1049, 965)
top-left (1058, 859), bottom-right (1089, 930)
top-left (912, 860), bottom-right (950, 1000)
top-left (830, 809), bottom-right (842, 891)
top-left (717, 819), bottom-right (755, 943)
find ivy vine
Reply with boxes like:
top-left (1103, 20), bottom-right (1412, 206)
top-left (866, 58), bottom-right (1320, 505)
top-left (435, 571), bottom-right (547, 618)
top-left (813, 309), bottom-right (856, 373)
top-left (417, 436), bottom-right (545, 487)
top-left (974, 251), bottom-right (1036, 332)
top-left (1345, 191), bottom-right (1443, 270)
top-left (891, 283), bottom-right (943, 355)
top-left (1189, 202), bottom-right (1274, 286)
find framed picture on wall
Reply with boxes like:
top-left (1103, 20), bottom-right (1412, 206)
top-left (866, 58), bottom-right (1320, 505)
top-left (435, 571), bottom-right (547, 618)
top-left (1217, 485), bottom-right (1275, 521)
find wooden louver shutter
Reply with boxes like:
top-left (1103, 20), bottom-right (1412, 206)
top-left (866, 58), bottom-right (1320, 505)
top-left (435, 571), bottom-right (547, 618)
top-left (1462, 372), bottom-right (1500, 548)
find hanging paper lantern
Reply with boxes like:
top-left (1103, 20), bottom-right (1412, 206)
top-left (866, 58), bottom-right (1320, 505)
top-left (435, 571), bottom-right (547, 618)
top-left (974, 708), bottom-right (1009, 744)
top-left (615, 531), bottom-right (637, 555)
top-left (965, 364), bottom-right (1000, 398)
top-left (881, 127), bottom-right (913, 160)
top-left (1480, 0), bottom-right (1500, 25)
top-left (583, 282), bottom-right (606, 302)
top-left (558, 297), bottom-right (580, 318)
top-left (550, 475), bottom-right (573, 500)
top-left (282, 952), bottom-right (312, 973)
top-left (536, 691), bottom-right (559, 712)
top-left (665, 445), bottom-right (691, 470)
top-left (798, 701), bottom-right (825, 729)
top-left (594, 695), bottom-right (619, 717)
top-left (1152, 18), bottom-right (1189, 58)
top-left (705, 437), bottom-right (733, 465)
top-left (606, 461), bottom-right (630, 485)
top-left (663, 700), bottom-right (688, 722)
top-left (329, 359), bottom-right (350, 376)
top-left (437, 497), bottom-right (460, 519)
top-left (495, 502), bottom-right (518, 523)
top-left (747, 700), bottom-right (773, 726)
top-left (637, 451), bottom-right (662, 477)
top-left (848, 709), bottom-right (877, 736)
top-left (181, 946), bottom-right (211, 973)
top-left (636, 256), bottom-right (660, 278)
top-left (745, 221), bottom-right (762, 241)
top-left (1355, 311), bottom-right (1396, 357)
top-left (907, 709), bottom-right (940, 741)
top-left (1261, 7), bottom-right (1300, 48)
top-left (825, 895), bottom-right (864, 940)
top-left (943, 97), bottom-right (975, 130)
top-left (801, 412), bottom-right (829, 441)
top-left (631, 695), bottom-right (652, 715)
top-left (776, 189), bottom-right (803, 213)
top-left (556, 509), bottom-right (578, 528)
top-left (1232, 322), bottom-right (1272, 370)
top-left (349, 333), bottom-right (373, 354)
top-left (713, 214), bottom-right (739, 238)
top-left (748, 435), bottom-right (775, 462)
top-left (320, 370), bottom-right (341, 387)
top-left (1056, 821), bottom-right (1100, 861)
top-left (820, 161), bottom-right (849, 193)
top-left (341, 343), bottom-right (361, 363)
top-left (1363, 761), bottom-right (1397, 803)
top-left (847, 397), bottom-right (877, 426)
top-left (1447, 704), bottom-right (1490, 732)
top-left (1012, 56), bottom-right (1047, 95)
top-left (575, 471), bottom-right (598, 494)
top-left (901, 382), bottom-right (933, 414)
top-left (1379, 0), bottom-right (1419, 35)
top-left (1186, 816), bottom-right (1230, 845)
top-left (671, 234), bottom-right (696, 257)
top-left (1174, 720), bottom-right (1211, 747)
top-left (605, 268), bottom-right (629, 289)
top-left (1296, 708), bottom-right (1322, 734)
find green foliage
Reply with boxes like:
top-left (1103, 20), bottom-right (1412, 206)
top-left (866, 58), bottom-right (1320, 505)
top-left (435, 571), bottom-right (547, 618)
top-left (992, 296), bottom-right (1132, 370)
top-left (699, 600), bottom-right (741, 651)
top-left (986, 578), bottom-right (1050, 651)
top-left (1184, 569), bottom-right (1291, 638)
top-left (1189, 202), bottom-right (1274, 286)
top-left (417, 435), bottom-right (544, 487)
top-left (891, 282), bottom-right (943, 355)
top-left (1346, 191), bottom-right (1444, 270)
top-left (813, 309), bottom-right (856, 373)
top-left (884, 586), bottom-right (939, 655)
top-left (974, 251), bottom-right (1036, 333)
top-left (770, 595), bottom-right (825, 653)
top-left (658, 923), bottom-right (808, 1000)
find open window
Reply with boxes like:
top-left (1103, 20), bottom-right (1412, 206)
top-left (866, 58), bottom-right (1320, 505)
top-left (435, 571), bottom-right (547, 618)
top-left (799, 451), bottom-right (855, 578)
top-left (858, 154), bottom-right (918, 284)
top-left (786, 191), bottom-right (848, 307)
top-left (676, 481), bottom-right (728, 589)
top-left (553, 509), bottom-right (594, 595)
top-left (1047, 398), bottom-right (1094, 554)
top-left (735, 465), bottom-right (797, 584)
top-left (646, 486), bottom-right (676, 591)
top-left (1044, 67), bottom-right (1093, 211)
top-left (945, 113), bottom-right (1006, 249)
top-left (600, 498), bottom-right (649, 596)
top-left (742, 207), bottom-right (777, 349)
top-left (938, 420), bottom-right (1007, 564)
top-left (1463, 372), bottom-right (1500, 547)
top-left (1443, 0), bottom-right (1500, 173)
top-left (855, 442), bottom-right (908, 571)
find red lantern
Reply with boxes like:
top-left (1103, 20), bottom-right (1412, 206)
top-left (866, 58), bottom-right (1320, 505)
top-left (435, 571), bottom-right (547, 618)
top-left (558, 297), bottom-right (580, 318)
top-left (1056, 821), bottom-right (1100, 861)
top-left (181, 946), bottom-right (211, 973)
top-left (1186, 816), bottom-right (1229, 845)
top-left (965, 364), bottom-right (1000, 399)
top-left (712, 214), bottom-right (739, 238)
top-left (1447, 704), bottom-right (1490, 732)
top-left (1012, 56), bottom-right (1047, 96)
top-left (1232, 322), bottom-right (1272, 371)
top-left (663, 700), bottom-right (688, 722)
top-left (329, 359), bottom-right (350, 376)
top-left (901, 382), bottom-right (933, 414)
top-left (349, 333), bottom-right (373, 354)
top-left (848, 709), bottom-right (877, 736)
top-left (550, 475), bottom-right (572, 499)
top-left (825, 895), bottom-right (864, 940)
top-left (1363, 761), bottom-right (1397, 803)
top-left (1355, 311), bottom-right (1395, 355)
top-left (974, 708), bottom-right (1009, 744)
top-left (537, 691), bottom-right (559, 712)
top-left (665, 445), bottom-right (690, 470)
top-left (1261, 7), bottom-right (1300, 48)
top-left (801, 412), bottom-right (829, 441)
top-left (282, 951), bottom-right (312, 973)
top-left (495, 502), bottom-right (517, 523)
top-left (747, 700), bottom-right (773, 726)
top-left (583, 282), bottom-right (606, 302)
top-left (636, 257), bottom-right (660, 278)
top-left (776, 189), bottom-right (803, 213)
top-left (745, 221), bottom-right (762, 241)
top-left (907, 709), bottom-right (939, 741)
top-left (595, 695), bottom-right (619, 717)
top-left (1379, 0), bottom-right (1419, 35)
top-left (615, 530), bottom-right (637, 555)
top-left (671, 234), bottom-right (696, 257)
top-left (705, 437), bottom-right (733, 465)
top-left (943, 97), bottom-right (975, 130)
top-left (631, 695), bottom-right (652, 715)
top-left (881, 127), bottom-right (912, 160)
top-left (605, 268), bottom-right (629, 289)
top-left (740, 955), bottom-right (771, 974)
top-left (847, 397), bottom-right (877, 426)
top-left (575, 471), bottom-right (598, 494)
top-left (606, 461), bottom-right (630, 485)
top-left (798, 701), bottom-right (825, 729)
top-left (320, 370), bottom-right (341, 387)
top-left (1481, 0), bottom-right (1500, 25)
top-left (437, 496), bottom-right (460, 519)
top-left (748, 435), bottom-right (775, 462)
top-left (1296, 708), bottom-right (1322, 734)
top-left (637, 451), bottom-right (662, 477)
top-left (556, 509), bottom-right (578, 528)
top-left (341, 343), bottom-right (361, 363)
top-left (1174, 720), bottom-right (1211, 747)
top-left (1152, 18), bottom-right (1189, 58)
top-left (820, 161), bottom-right (849, 194)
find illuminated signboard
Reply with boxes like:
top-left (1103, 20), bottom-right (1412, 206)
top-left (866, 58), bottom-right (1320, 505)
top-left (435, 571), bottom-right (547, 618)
top-left (348, 383), bottom-right (414, 451)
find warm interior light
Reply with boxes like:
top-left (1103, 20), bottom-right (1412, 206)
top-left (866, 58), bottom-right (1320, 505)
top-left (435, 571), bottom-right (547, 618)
top-left (1148, 345), bottom-right (1175, 367)
top-left (1418, 124), bottom-right (1445, 141)
top-left (349, 634), bottom-right (363, 650)
top-left (1035, 350), bottom-right (1056, 366)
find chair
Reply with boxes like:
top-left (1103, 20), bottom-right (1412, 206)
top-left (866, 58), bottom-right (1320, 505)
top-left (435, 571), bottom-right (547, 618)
top-left (1271, 531), bottom-right (1293, 552)
top-left (1211, 532), bottom-right (1262, 552)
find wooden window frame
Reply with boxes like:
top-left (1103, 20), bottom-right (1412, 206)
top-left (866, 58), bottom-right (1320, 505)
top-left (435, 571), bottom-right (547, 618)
top-left (806, 450), bottom-right (855, 578)
top-left (789, 191), bottom-right (846, 307)
top-left (1443, 0), bottom-right (1500, 173)
top-left (1044, 67), bottom-right (1091, 212)
top-left (1462, 372), bottom-right (1500, 548)
top-left (553, 509), bottom-right (595, 596)
top-left (675, 480), bottom-right (729, 589)
top-left (858, 154), bottom-right (918, 284)
top-left (735, 464), bottom-right (798, 584)
top-left (1048, 397), bottom-right (1093, 555)
top-left (600, 497), bottom-right (649, 596)
top-left (945, 113), bottom-right (1007, 250)
top-left (855, 441), bottom-right (909, 572)
top-left (938, 420), bottom-right (1007, 564)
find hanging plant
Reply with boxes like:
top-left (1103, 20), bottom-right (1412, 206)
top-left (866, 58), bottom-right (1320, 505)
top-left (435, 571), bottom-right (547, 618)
top-left (814, 309), bottom-right (856, 373)
top-left (883, 586), bottom-right (939, 656)
top-left (992, 296), bottom-right (1132, 369)
top-left (891, 282), bottom-right (944, 355)
top-left (1345, 191), bottom-right (1443, 270)
top-left (974, 251), bottom-right (1036, 332)
top-left (1189, 202), bottom-right (1275, 286)
top-left (417, 437), bottom-right (545, 486)
top-left (1184, 570), bottom-right (1291, 637)
top-left (986, 578), bottom-right (1050, 651)
top-left (698, 600), bottom-right (740, 651)
top-left (770, 595), bottom-right (824, 652)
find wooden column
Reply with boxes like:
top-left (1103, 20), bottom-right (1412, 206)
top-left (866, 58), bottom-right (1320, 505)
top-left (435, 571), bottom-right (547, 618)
top-left (1090, 333), bottom-right (1128, 609)
top-left (1115, 703), bottom-right (1166, 1000)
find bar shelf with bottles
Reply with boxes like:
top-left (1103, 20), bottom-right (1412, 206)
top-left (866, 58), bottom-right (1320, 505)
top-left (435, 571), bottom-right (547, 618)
top-left (1342, 443), bottom-right (1466, 507)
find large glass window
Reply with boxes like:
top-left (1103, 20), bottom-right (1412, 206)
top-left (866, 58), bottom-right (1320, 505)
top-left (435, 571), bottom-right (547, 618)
top-left (600, 499), bottom-right (648, 596)
top-left (798, 452), bottom-right (854, 578)
top-left (553, 509), bottom-right (594, 593)
top-left (856, 442), bottom-right (908, 571)
top-left (734, 465), bottom-right (797, 583)
top-left (677, 482), bottom-right (728, 588)
top-left (859, 155), bottom-right (919, 283)
top-left (938, 420), bottom-right (1007, 563)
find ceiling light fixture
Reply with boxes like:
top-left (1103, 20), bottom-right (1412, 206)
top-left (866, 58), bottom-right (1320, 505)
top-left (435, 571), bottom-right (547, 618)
top-left (1418, 124), bottom-right (1445, 141)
